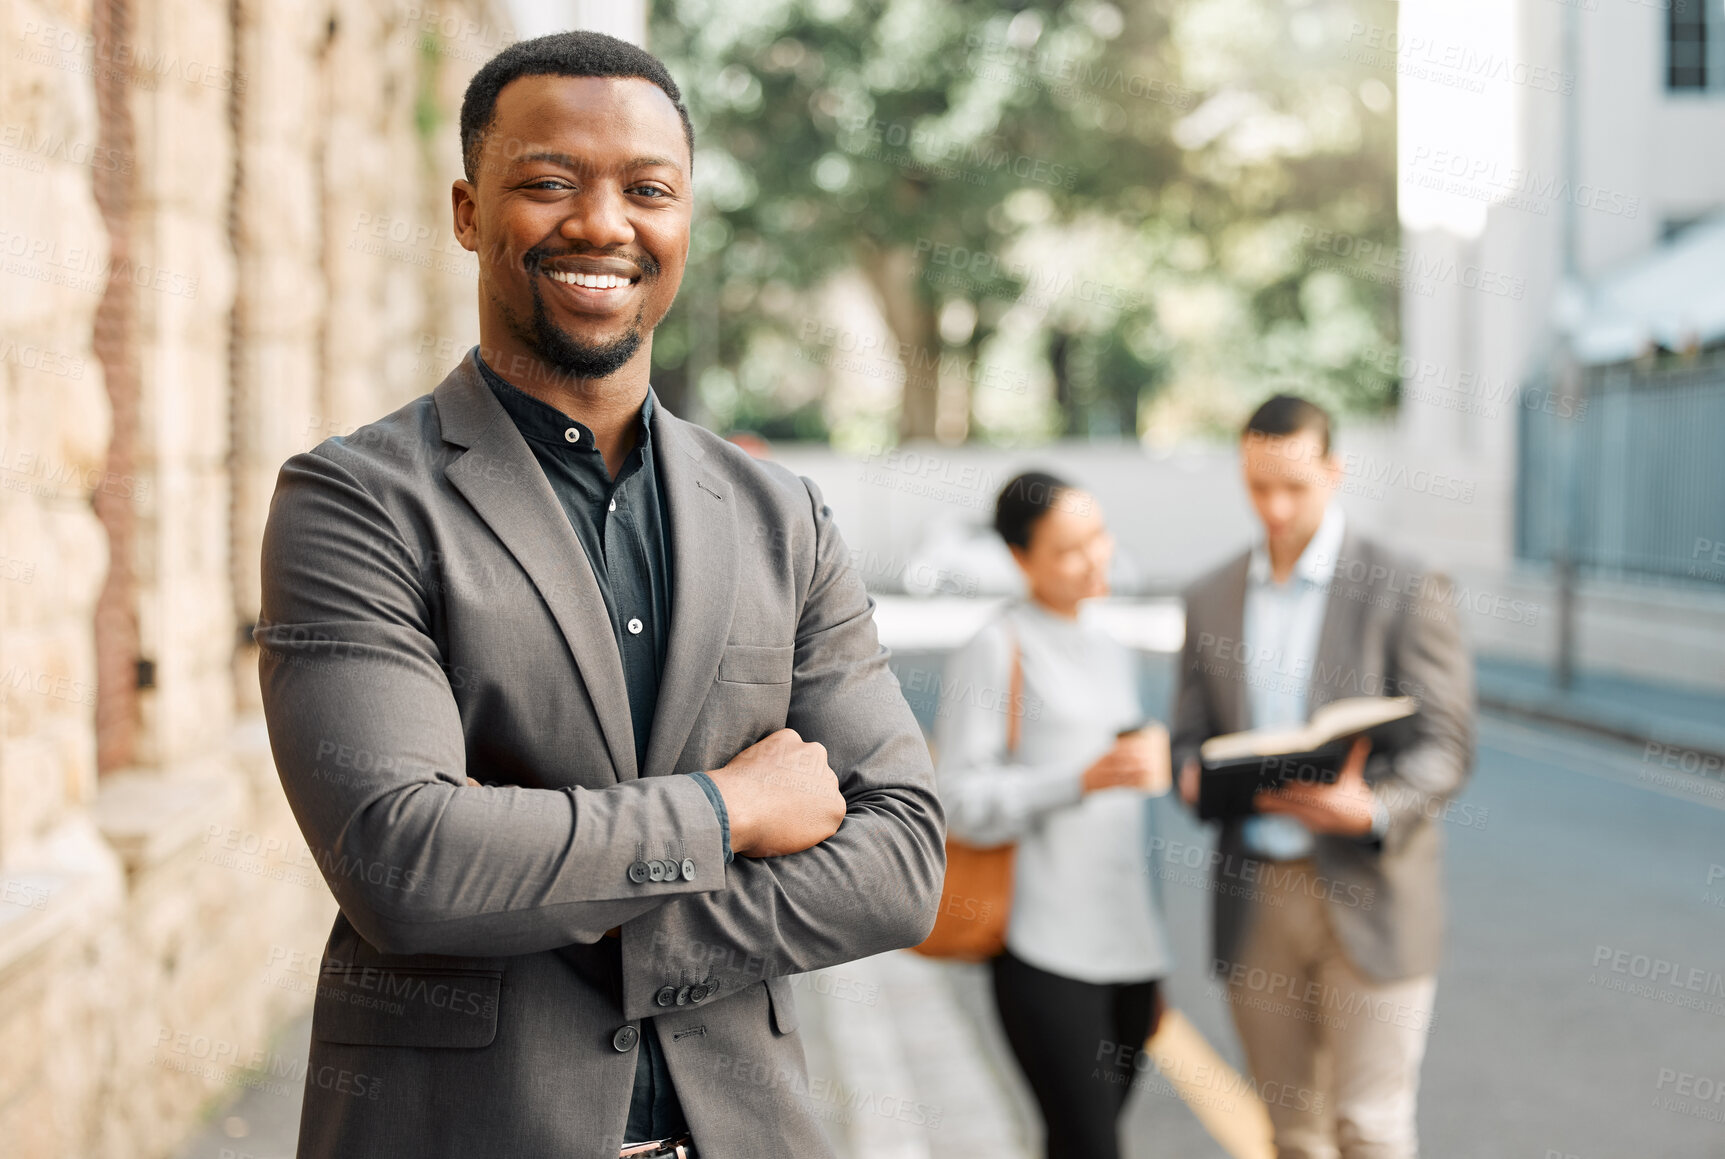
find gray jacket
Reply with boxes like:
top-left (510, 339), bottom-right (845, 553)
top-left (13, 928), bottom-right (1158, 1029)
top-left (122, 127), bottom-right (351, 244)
top-left (255, 353), bottom-right (945, 1158)
top-left (1171, 528), bottom-right (1476, 982)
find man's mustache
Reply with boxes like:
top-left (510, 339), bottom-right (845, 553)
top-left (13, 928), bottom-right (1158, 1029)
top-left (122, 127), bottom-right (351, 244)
top-left (522, 243), bottom-right (661, 280)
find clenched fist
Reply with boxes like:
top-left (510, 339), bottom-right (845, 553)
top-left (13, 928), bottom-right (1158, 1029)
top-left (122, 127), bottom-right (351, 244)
top-left (704, 728), bottom-right (847, 858)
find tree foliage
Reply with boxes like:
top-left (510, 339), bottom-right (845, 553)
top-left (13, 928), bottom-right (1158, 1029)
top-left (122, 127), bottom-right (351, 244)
top-left (649, 0), bottom-right (1400, 445)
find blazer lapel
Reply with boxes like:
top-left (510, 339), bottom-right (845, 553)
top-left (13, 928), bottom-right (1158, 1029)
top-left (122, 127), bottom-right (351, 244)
top-left (641, 403), bottom-right (739, 781)
top-left (1202, 554), bottom-right (1251, 735)
top-left (1309, 526), bottom-right (1370, 714)
top-left (433, 357), bottom-right (637, 781)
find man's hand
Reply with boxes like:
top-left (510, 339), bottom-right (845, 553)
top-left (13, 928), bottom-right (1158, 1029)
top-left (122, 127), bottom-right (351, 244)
top-left (1178, 757), bottom-right (1200, 807)
top-left (1254, 737), bottom-right (1376, 836)
top-left (1083, 724), bottom-right (1172, 795)
top-left (704, 728), bottom-right (847, 858)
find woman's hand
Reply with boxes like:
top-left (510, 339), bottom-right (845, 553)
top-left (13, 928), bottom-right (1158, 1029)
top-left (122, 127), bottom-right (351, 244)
top-left (1082, 724), bottom-right (1172, 795)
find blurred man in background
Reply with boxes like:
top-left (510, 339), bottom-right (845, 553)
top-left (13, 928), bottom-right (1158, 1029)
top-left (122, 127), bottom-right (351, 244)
top-left (1173, 394), bottom-right (1476, 1158)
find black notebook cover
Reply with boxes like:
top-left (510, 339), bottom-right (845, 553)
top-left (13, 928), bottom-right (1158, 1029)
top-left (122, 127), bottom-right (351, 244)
top-left (1196, 739), bottom-right (1354, 821)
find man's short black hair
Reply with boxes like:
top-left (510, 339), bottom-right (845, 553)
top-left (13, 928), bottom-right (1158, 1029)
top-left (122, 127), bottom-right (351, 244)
top-left (459, 30), bottom-right (694, 183)
top-left (1243, 393), bottom-right (1333, 456)
top-left (994, 471), bottom-right (1074, 551)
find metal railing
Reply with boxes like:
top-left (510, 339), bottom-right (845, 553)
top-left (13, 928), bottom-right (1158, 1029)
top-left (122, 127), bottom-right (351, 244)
top-left (1517, 353), bottom-right (1725, 586)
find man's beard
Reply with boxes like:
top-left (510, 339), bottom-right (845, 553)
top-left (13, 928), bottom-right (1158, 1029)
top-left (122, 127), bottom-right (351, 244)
top-left (501, 280), bottom-right (645, 380)
top-left (499, 247), bottom-right (660, 380)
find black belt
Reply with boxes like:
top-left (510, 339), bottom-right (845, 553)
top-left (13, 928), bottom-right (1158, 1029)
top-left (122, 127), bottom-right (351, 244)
top-left (620, 1134), bottom-right (697, 1159)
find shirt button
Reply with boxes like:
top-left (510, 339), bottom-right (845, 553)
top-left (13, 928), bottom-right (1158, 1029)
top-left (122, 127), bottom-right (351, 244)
top-left (612, 1025), bottom-right (639, 1052)
top-left (608, 497), bottom-right (617, 512)
top-left (627, 617), bottom-right (643, 635)
top-left (564, 427), bottom-right (581, 444)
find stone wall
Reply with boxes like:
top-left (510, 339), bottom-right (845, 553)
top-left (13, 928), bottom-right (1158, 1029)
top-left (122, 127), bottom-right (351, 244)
top-left (0, 1), bottom-right (497, 1155)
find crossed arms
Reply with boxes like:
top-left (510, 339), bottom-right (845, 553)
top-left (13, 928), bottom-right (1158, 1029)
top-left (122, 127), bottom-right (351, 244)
top-left (256, 449), bottom-right (944, 1009)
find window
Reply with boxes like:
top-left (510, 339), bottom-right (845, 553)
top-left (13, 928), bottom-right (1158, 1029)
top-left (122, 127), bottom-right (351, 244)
top-left (1668, 0), bottom-right (1725, 91)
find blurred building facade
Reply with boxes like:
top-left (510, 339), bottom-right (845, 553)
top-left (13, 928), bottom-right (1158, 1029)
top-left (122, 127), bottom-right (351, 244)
top-left (1395, 0), bottom-right (1725, 692)
top-left (0, 0), bottom-right (500, 1152)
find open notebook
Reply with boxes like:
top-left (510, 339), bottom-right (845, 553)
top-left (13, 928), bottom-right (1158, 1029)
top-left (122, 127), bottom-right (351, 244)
top-left (1196, 696), bottom-right (1419, 821)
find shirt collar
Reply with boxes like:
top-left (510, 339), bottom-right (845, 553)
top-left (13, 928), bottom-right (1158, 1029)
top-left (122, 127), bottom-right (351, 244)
top-left (1248, 504), bottom-right (1346, 589)
top-left (474, 347), bottom-right (654, 455)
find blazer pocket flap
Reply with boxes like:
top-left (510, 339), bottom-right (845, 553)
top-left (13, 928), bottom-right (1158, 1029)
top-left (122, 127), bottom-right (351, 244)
top-left (765, 974), bottom-right (799, 1035)
top-left (314, 966), bottom-right (502, 1049)
top-left (718, 643), bottom-right (795, 685)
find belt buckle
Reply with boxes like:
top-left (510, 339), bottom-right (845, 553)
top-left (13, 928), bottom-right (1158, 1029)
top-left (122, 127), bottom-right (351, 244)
top-left (621, 1134), bottom-right (694, 1159)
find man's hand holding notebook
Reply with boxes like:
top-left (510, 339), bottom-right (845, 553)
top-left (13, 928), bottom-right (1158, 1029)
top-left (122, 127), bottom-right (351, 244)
top-left (1183, 696), bottom-right (1419, 823)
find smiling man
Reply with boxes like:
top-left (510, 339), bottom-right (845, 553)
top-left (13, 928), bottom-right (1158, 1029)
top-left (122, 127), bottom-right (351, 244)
top-left (254, 32), bottom-right (944, 1159)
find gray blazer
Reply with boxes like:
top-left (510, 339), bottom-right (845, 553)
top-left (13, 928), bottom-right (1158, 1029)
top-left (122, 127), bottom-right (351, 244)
top-left (254, 353), bottom-right (945, 1158)
top-left (1171, 528), bottom-right (1475, 982)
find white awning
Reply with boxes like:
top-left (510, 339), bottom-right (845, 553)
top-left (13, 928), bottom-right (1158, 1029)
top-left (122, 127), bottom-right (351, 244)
top-left (1559, 215), bottom-right (1725, 366)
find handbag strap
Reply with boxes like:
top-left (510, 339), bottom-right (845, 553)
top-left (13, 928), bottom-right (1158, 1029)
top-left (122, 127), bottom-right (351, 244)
top-left (1005, 626), bottom-right (1022, 757)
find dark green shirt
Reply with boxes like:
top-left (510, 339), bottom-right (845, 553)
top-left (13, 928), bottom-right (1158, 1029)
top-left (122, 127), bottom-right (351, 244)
top-left (477, 352), bottom-right (728, 1143)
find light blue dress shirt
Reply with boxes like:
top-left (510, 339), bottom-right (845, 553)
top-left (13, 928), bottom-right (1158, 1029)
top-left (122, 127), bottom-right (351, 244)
top-left (1240, 505), bottom-right (1346, 860)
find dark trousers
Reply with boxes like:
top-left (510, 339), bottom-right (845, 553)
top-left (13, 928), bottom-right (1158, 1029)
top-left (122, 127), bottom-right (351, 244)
top-left (989, 949), bottom-right (1158, 1159)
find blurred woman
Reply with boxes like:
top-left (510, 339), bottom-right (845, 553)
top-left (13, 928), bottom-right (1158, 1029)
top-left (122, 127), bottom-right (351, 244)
top-left (935, 470), bottom-right (1174, 1159)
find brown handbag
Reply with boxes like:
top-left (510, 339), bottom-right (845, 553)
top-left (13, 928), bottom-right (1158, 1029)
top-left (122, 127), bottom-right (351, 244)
top-left (913, 629), bottom-right (1021, 962)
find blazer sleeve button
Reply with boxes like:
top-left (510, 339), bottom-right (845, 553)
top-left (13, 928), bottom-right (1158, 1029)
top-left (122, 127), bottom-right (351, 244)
top-left (655, 986), bottom-right (678, 1007)
top-left (648, 860), bottom-right (666, 882)
top-left (681, 858), bottom-right (696, 881)
top-left (628, 861), bottom-right (649, 884)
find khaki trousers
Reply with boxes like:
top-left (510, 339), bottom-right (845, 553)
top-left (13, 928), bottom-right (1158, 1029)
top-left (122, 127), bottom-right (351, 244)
top-left (1219, 858), bottom-right (1437, 1159)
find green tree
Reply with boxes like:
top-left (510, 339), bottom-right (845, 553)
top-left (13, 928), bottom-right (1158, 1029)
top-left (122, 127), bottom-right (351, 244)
top-left (650, 0), bottom-right (1399, 444)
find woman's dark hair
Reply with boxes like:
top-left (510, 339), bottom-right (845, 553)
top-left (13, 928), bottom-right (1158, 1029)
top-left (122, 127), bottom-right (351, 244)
top-left (994, 471), bottom-right (1073, 551)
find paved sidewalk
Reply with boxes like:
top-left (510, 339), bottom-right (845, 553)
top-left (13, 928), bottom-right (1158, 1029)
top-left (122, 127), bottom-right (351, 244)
top-left (1475, 655), bottom-right (1725, 761)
